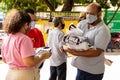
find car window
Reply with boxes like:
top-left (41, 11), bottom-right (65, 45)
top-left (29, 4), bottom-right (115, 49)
top-left (111, 33), bottom-right (118, 38)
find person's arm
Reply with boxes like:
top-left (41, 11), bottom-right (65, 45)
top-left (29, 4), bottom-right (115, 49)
top-left (65, 48), bottom-right (103, 57)
top-left (2, 57), bottom-right (6, 63)
top-left (65, 25), bottom-right (109, 57)
top-left (58, 32), bottom-right (66, 53)
top-left (21, 37), bottom-right (51, 67)
top-left (22, 52), bottom-right (51, 67)
top-left (1, 43), bottom-right (6, 63)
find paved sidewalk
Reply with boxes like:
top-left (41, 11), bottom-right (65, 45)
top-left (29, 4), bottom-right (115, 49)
top-left (0, 50), bottom-right (120, 80)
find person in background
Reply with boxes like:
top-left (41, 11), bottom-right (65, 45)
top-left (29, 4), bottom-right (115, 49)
top-left (64, 3), bottom-right (110, 80)
top-left (106, 26), bottom-right (114, 52)
top-left (1, 9), bottom-right (51, 80)
top-left (46, 17), bottom-right (67, 80)
top-left (24, 8), bottom-right (45, 49)
top-left (78, 12), bottom-right (86, 22)
top-left (24, 9), bottom-right (45, 69)
top-left (106, 40), bottom-right (114, 52)
top-left (46, 18), bottom-right (53, 35)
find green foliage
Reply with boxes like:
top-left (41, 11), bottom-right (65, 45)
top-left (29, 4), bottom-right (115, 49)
top-left (73, 0), bottom-right (93, 4)
top-left (96, 0), bottom-right (110, 9)
top-left (0, 0), bottom-right (48, 12)
top-left (36, 5), bottom-right (47, 11)
top-left (0, 0), bottom-right (120, 12)
top-left (110, 0), bottom-right (118, 6)
top-left (48, 0), bottom-right (62, 9)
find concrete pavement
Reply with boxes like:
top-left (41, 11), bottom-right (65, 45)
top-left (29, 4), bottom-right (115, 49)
top-left (0, 49), bottom-right (120, 80)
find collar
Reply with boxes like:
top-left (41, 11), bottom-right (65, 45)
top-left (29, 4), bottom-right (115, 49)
top-left (88, 21), bottom-right (103, 30)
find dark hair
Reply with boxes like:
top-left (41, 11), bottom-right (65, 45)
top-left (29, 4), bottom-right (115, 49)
top-left (53, 17), bottom-right (63, 27)
top-left (97, 4), bottom-right (102, 12)
top-left (48, 18), bottom-right (53, 22)
top-left (24, 8), bottom-right (35, 14)
top-left (3, 9), bottom-right (31, 34)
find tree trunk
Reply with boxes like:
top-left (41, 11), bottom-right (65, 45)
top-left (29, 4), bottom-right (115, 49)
top-left (43, 0), bottom-right (55, 11)
top-left (62, 0), bottom-right (74, 12)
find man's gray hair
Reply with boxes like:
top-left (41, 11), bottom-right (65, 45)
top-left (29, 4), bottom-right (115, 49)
top-left (88, 2), bottom-right (102, 12)
top-left (53, 17), bottom-right (63, 27)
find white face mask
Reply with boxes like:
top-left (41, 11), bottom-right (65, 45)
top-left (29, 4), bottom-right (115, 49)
top-left (86, 14), bottom-right (97, 24)
top-left (30, 21), bottom-right (36, 29)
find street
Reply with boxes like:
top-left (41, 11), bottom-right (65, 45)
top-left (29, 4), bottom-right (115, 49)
top-left (0, 49), bottom-right (120, 80)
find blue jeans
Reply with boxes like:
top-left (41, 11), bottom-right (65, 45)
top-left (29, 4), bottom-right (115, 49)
top-left (49, 62), bottom-right (66, 80)
top-left (76, 69), bottom-right (103, 80)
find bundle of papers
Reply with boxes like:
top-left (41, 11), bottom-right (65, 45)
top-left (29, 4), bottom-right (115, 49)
top-left (35, 47), bottom-right (51, 68)
top-left (35, 47), bottom-right (51, 56)
top-left (63, 24), bottom-right (90, 51)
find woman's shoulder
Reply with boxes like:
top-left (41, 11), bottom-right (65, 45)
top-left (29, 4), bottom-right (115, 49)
top-left (15, 32), bottom-right (31, 40)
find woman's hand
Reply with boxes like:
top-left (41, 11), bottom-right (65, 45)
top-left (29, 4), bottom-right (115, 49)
top-left (39, 52), bottom-right (51, 59)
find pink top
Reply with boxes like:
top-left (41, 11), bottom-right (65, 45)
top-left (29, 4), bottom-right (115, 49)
top-left (1, 32), bottom-right (35, 69)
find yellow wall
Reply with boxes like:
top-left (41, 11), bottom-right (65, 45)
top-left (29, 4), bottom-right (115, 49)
top-left (36, 19), bottom-right (78, 43)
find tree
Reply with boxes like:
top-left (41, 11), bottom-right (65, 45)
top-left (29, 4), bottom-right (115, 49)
top-left (43, 0), bottom-right (120, 25)
top-left (0, 0), bottom-right (120, 25)
top-left (43, 0), bottom-right (94, 11)
top-left (43, 0), bottom-right (62, 11)
top-left (0, 0), bottom-right (119, 12)
top-left (106, 0), bottom-right (120, 25)
top-left (62, 0), bottom-right (74, 11)
top-left (0, 0), bottom-right (48, 12)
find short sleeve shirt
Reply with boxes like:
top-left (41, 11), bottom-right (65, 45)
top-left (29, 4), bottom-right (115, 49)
top-left (1, 32), bottom-right (35, 69)
top-left (27, 28), bottom-right (45, 48)
top-left (71, 20), bottom-right (110, 74)
top-left (46, 28), bottom-right (67, 66)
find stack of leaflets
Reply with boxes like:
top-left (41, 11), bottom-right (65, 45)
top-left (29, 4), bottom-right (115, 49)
top-left (35, 47), bottom-right (51, 68)
top-left (63, 27), bottom-right (90, 51)
top-left (35, 47), bottom-right (51, 56)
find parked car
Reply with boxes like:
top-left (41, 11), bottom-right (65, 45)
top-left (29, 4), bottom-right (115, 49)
top-left (111, 32), bottom-right (120, 49)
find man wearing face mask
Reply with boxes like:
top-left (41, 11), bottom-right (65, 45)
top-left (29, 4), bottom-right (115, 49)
top-left (64, 3), bottom-right (110, 80)
top-left (24, 9), bottom-right (45, 49)
top-left (24, 9), bottom-right (45, 69)
top-left (46, 17), bottom-right (67, 80)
